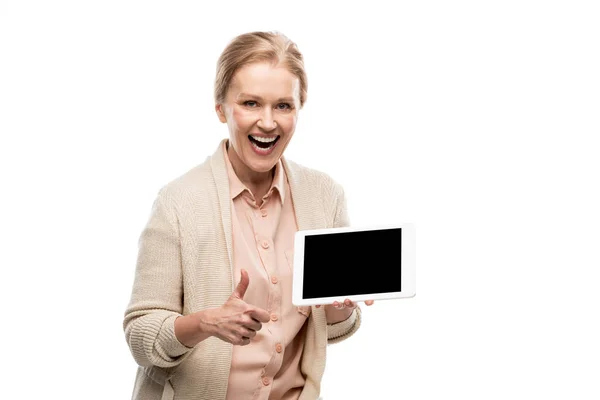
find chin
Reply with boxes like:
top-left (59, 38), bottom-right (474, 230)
top-left (246, 157), bottom-right (278, 173)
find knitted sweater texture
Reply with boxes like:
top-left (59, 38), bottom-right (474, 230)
top-left (123, 139), bottom-right (361, 400)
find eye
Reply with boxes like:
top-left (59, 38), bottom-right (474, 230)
top-left (276, 103), bottom-right (292, 110)
top-left (243, 101), bottom-right (258, 108)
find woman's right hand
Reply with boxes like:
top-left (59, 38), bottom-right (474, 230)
top-left (200, 269), bottom-right (271, 346)
top-left (174, 269), bottom-right (271, 347)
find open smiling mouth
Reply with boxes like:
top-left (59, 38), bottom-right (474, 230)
top-left (248, 135), bottom-right (280, 150)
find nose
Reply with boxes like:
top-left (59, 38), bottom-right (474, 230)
top-left (257, 109), bottom-right (277, 131)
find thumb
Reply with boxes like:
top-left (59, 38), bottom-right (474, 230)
top-left (232, 269), bottom-right (250, 299)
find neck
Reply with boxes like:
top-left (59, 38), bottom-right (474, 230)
top-left (227, 143), bottom-right (274, 189)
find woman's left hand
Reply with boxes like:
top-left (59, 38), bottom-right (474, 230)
top-left (316, 299), bottom-right (374, 324)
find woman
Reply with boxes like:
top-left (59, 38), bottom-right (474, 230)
top-left (123, 31), bottom-right (373, 400)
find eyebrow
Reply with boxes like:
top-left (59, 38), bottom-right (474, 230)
top-left (237, 93), bottom-right (295, 103)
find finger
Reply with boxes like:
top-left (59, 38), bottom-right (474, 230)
top-left (232, 269), bottom-right (250, 299)
top-left (344, 299), bottom-right (356, 308)
top-left (333, 301), bottom-right (344, 309)
top-left (365, 300), bottom-right (375, 306)
top-left (249, 307), bottom-right (272, 323)
top-left (238, 336), bottom-right (251, 346)
top-left (238, 327), bottom-right (256, 339)
top-left (244, 318), bottom-right (263, 332)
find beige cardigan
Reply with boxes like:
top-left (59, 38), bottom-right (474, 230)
top-left (123, 139), bottom-right (362, 400)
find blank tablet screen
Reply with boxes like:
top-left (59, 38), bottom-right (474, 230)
top-left (301, 227), bottom-right (402, 299)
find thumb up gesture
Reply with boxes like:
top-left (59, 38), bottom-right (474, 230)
top-left (206, 269), bottom-right (271, 346)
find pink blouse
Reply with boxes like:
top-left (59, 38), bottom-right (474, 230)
top-left (224, 142), bottom-right (310, 400)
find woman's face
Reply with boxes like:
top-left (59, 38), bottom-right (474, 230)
top-left (216, 62), bottom-right (300, 175)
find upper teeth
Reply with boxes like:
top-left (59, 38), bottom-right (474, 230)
top-left (251, 135), bottom-right (277, 143)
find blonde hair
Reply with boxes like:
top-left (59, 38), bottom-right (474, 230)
top-left (214, 31), bottom-right (307, 108)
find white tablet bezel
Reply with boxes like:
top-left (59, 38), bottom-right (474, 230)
top-left (292, 223), bottom-right (416, 306)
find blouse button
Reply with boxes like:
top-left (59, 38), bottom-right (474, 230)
top-left (262, 377), bottom-right (270, 386)
top-left (271, 276), bottom-right (278, 284)
top-left (261, 240), bottom-right (270, 249)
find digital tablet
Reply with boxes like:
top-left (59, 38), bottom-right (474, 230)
top-left (292, 223), bottom-right (416, 306)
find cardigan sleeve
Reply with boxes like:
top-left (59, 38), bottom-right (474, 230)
top-left (123, 188), bottom-right (194, 368)
top-left (327, 306), bottom-right (362, 343)
top-left (326, 182), bottom-right (363, 344)
top-left (332, 181), bottom-right (350, 229)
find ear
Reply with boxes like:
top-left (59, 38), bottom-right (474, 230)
top-left (215, 104), bottom-right (227, 123)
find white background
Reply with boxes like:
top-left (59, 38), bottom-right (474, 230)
top-left (1, 1), bottom-right (599, 399)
